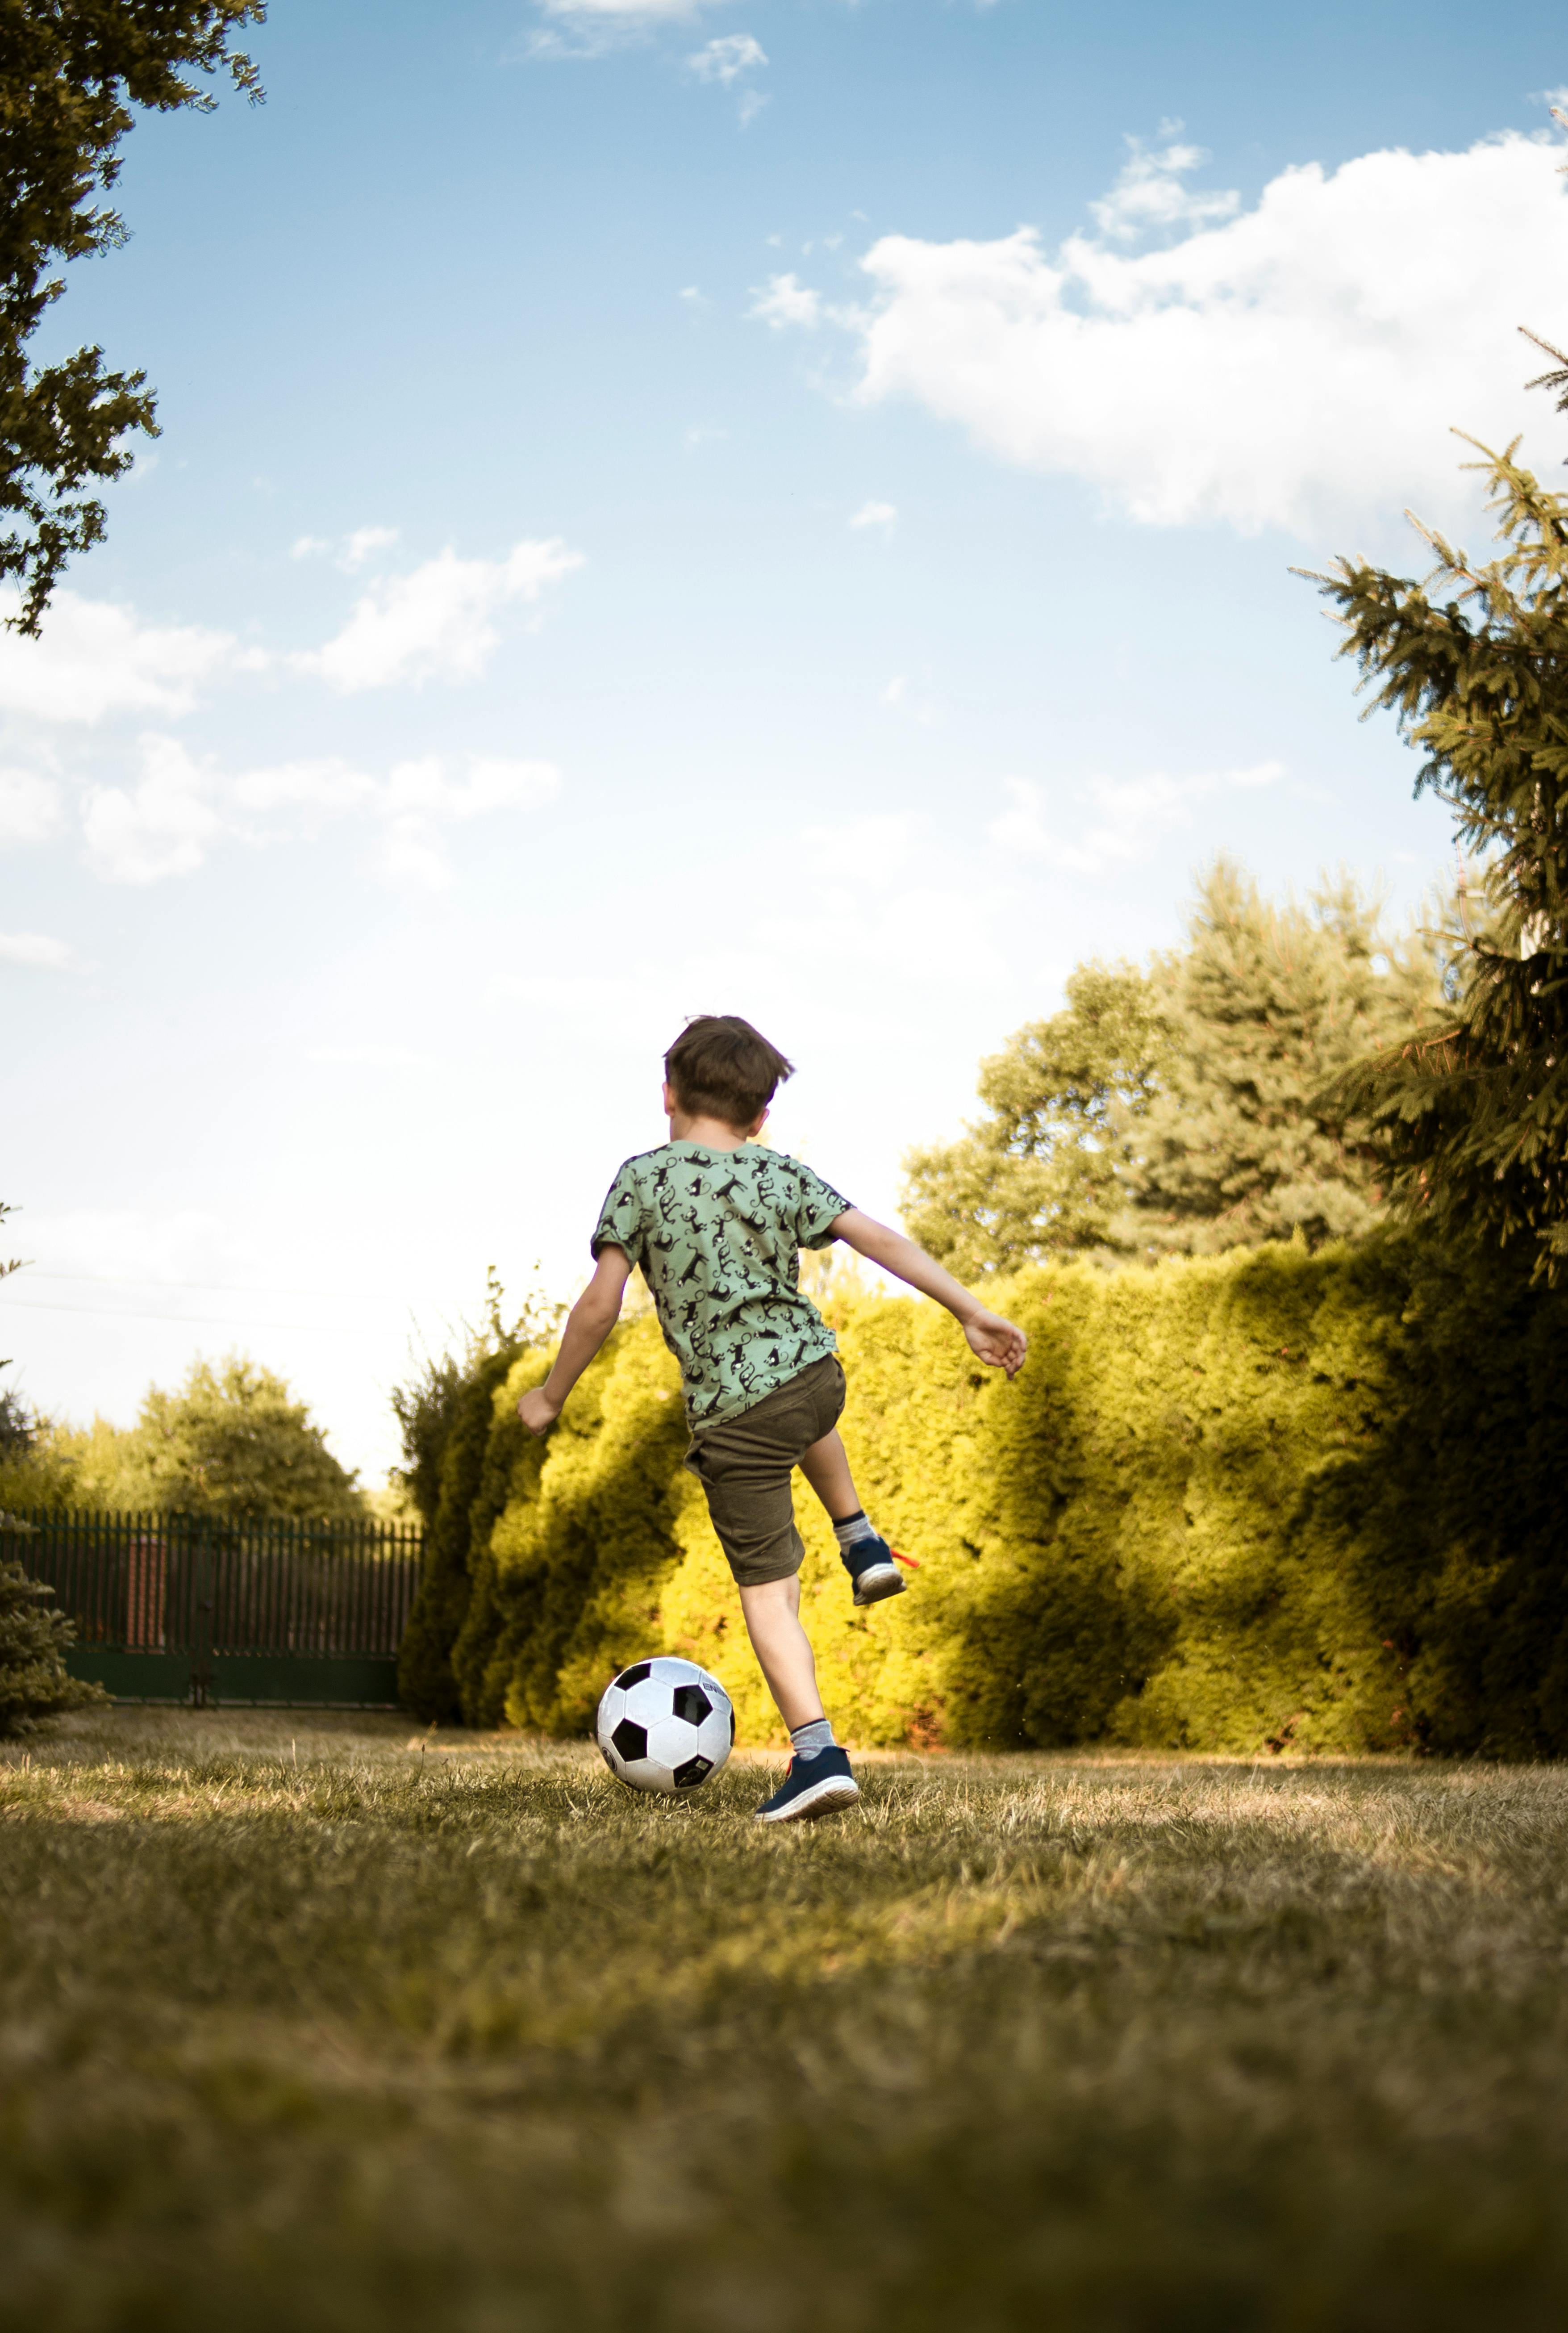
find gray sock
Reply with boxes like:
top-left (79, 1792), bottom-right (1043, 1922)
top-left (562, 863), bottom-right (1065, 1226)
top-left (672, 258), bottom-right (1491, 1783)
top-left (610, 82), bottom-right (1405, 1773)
top-left (790, 1718), bottom-right (837, 1760)
top-left (831, 1509), bottom-right (877, 1551)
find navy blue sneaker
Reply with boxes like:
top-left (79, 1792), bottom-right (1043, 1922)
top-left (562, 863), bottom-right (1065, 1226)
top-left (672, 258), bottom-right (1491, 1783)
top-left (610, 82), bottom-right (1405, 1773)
top-left (841, 1532), bottom-right (909, 1609)
top-left (753, 1745), bottom-right (861, 1823)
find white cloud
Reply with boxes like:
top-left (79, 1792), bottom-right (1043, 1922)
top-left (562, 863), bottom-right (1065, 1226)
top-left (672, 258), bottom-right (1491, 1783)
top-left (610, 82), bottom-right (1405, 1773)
top-left (749, 273), bottom-right (823, 331)
top-left (0, 590), bottom-right (234, 723)
top-left (801, 812), bottom-right (922, 881)
top-left (687, 32), bottom-right (767, 119)
top-left (989, 763), bottom-right (1284, 874)
top-left (229, 757), bottom-right (378, 819)
top-left (291, 526), bottom-right (400, 572)
top-left (1088, 128), bottom-right (1240, 241)
top-left (371, 759), bottom-right (561, 890)
top-left (77, 739), bottom-right (563, 886)
top-left (298, 539), bottom-right (584, 692)
top-left (688, 32), bottom-right (764, 80)
top-left (521, 0), bottom-right (734, 58)
top-left (541, 0), bottom-right (726, 13)
top-left (878, 673), bottom-right (936, 725)
top-left (307, 1045), bottom-right (425, 1068)
top-left (373, 817), bottom-right (455, 892)
top-left (783, 130), bottom-right (1568, 539)
top-left (82, 736), bottom-right (225, 884)
top-left (755, 883), bottom-right (1007, 993)
top-left (0, 931), bottom-right (74, 969)
top-left (0, 766), bottom-right (61, 843)
top-left (15, 1209), bottom-right (249, 1292)
top-left (849, 500), bottom-right (898, 533)
top-left (384, 757), bottom-right (560, 819)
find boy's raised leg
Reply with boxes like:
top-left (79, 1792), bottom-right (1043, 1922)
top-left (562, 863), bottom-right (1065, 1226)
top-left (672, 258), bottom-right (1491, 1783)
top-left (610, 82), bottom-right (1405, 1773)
top-left (798, 1428), bottom-right (907, 1608)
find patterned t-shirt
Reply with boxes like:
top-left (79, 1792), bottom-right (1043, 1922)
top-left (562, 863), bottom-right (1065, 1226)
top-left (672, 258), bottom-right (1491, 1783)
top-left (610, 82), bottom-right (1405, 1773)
top-left (591, 1141), bottom-right (852, 1429)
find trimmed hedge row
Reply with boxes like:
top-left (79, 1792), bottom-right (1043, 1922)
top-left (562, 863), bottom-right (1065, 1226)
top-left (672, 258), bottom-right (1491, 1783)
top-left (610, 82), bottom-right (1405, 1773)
top-left (398, 1236), bottom-right (1568, 1756)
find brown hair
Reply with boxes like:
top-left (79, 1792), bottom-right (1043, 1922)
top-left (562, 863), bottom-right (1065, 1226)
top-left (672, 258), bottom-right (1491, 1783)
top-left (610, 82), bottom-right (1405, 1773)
top-left (664, 1015), bottom-right (795, 1129)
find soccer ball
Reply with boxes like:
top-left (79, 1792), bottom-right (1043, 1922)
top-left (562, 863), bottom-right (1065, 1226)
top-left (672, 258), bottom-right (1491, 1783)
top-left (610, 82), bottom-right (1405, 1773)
top-left (595, 1657), bottom-right (734, 1794)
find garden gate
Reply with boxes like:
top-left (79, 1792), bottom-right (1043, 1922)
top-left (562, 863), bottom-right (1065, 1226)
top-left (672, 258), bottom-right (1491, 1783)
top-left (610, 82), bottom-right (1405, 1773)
top-left (1, 1510), bottom-right (424, 1708)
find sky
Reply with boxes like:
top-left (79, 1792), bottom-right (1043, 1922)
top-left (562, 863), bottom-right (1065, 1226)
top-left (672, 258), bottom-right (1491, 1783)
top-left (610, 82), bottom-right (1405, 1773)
top-left (5, 0), bottom-right (1568, 1483)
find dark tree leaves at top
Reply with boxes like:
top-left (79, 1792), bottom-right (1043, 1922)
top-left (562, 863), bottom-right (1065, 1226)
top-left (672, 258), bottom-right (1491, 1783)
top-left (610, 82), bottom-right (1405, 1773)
top-left (0, 1), bottom-right (263, 633)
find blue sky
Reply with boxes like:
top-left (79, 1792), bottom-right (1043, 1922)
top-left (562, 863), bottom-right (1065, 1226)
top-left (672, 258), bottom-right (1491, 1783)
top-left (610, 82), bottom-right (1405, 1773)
top-left (5, 0), bottom-right (1568, 1480)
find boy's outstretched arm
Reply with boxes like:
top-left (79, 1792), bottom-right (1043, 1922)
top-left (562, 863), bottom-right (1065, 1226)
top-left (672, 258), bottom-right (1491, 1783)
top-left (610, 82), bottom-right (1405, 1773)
top-left (517, 1247), bottom-right (634, 1434)
top-left (829, 1210), bottom-right (1029, 1378)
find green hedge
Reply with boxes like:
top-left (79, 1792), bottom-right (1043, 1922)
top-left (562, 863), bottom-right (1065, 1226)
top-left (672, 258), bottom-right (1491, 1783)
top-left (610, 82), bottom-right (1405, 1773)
top-left (398, 1237), bottom-right (1568, 1756)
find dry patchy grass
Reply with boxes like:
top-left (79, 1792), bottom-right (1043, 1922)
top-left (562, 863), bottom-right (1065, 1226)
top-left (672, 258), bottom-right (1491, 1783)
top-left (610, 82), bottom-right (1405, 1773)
top-left (4, 1710), bottom-right (1568, 2330)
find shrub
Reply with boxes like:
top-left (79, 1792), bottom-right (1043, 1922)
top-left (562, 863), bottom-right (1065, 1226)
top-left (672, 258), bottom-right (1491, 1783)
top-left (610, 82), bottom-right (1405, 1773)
top-left (0, 1557), bottom-right (108, 1736)
top-left (400, 1237), bottom-right (1568, 1756)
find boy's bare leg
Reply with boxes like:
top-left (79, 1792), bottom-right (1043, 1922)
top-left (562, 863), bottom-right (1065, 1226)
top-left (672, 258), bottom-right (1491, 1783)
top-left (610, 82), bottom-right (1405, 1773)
top-left (738, 1575), bottom-right (826, 1732)
top-left (798, 1428), bottom-right (861, 1520)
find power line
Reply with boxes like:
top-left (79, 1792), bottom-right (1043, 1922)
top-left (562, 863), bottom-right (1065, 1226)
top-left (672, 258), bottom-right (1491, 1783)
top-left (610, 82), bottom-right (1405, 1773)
top-left (0, 1297), bottom-right (403, 1332)
top-left (14, 1270), bottom-right (418, 1302)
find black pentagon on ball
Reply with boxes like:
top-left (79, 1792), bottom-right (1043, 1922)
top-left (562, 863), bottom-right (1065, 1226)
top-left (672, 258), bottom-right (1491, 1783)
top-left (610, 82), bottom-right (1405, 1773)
top-left (672, 1754), bottom-right (713, 1789)
top-left (617, 1662), bottom-right (651, 1689)
top-left (611, 1718), bottom-right (647, 1762)
top-left (671, 1684), bottom-right (711, 1725)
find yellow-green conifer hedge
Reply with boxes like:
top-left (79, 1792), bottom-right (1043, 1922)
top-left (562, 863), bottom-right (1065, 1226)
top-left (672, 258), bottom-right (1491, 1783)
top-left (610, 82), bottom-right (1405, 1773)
top-left (398, 1237), bottom-right (1568, 1756)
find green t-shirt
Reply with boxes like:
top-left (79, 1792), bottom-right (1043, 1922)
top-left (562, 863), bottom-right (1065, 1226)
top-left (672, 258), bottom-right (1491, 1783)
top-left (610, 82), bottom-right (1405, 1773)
top-left (591, 1141), bottom-right (852, 1429)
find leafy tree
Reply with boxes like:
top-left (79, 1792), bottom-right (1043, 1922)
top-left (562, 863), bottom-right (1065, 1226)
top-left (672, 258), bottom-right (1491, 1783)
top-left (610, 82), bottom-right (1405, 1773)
top-left (902, 862), bottom-right (1442, 1271)
top-left (1312, 429), bottom-right (1568, 1274)
top-left (0, 1553), bottom-right (106, 1733)
top-left (902, 962), bottom-right (1164, 1278)
top-left (59, 1354), bottom-right (365, 1518)
top-left (1124, 860), bottom-right (1443, 1255)
top-left (2, 1), bottom-right (263, 632)
top-left (0, 1200), bottom-right (69, 1509)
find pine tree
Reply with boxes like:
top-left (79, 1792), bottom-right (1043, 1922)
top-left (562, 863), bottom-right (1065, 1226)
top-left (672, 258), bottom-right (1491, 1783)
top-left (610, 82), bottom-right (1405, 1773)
top-left (901, 961), bottom-right (1164, 1277)
top-left (1312, 430), bottom-right (1568, 1273)
top-left (1123, 860), bottom-right (1443, 1254)
top-left (901, 863), bottom-right (1441, 1271)
top-left (0, 1555), bottom-right (106, 1735)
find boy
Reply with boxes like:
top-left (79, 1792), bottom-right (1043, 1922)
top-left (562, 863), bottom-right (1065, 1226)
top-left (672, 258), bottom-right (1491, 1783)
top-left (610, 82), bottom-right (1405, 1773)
top-left (518, 1015), bottom-right (1028, 1823)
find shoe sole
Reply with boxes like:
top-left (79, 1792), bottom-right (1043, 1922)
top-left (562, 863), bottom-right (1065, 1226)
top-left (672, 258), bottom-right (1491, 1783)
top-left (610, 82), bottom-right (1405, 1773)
top-left (853, 1564), bottom-right (907, 1608)
top-left (753, 1776), bottom-right (862, 1823)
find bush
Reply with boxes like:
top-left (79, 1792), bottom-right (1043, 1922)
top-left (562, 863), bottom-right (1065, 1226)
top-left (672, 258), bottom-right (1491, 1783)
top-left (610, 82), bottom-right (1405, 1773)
top-left (0, 1557), bottom-right (108, 1736)
top-left (399, 1237), bottom-right (1568, 1756)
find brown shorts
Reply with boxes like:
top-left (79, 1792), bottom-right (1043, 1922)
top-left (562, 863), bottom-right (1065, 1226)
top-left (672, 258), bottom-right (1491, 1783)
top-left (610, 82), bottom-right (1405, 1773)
top-left (683, 1354), bottom-right (847, 1588)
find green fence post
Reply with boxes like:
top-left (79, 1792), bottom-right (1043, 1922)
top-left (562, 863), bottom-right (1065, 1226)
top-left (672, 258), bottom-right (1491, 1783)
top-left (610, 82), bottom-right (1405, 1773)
top-left (192, 1517), bottom-right (214, 1709)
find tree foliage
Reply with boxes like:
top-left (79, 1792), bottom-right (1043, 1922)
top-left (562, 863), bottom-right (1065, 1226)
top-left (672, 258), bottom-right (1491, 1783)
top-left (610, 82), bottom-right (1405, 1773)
top-left (0, 1553), bottom-right (106, 1733)
top-left (388, 1243), bottom-right (1568, 1757)
top-left (54, 1354), bottom-right (365, 1518)
top-left (393, 1271), bottom-right (566, 1720)
top-left (1312, 433), bottom-right (1568, 1274)
top-left (903, 861), bottom-right (1442, 1272)
top-left (1126, 860), bottom-right (1443, 1254)
top-left (902, 962), bottom-right (1164, 1279)
top-left (1, 0), bottom-right (263, 631)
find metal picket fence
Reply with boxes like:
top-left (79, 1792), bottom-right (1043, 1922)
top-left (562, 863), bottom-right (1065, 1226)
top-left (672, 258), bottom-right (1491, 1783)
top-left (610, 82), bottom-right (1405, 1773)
top-left (0, 1509), bottom-right (425, 1708)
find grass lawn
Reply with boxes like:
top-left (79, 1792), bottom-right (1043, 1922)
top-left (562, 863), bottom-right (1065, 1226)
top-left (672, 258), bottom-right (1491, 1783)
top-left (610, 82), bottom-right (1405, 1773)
top-left (5, 1712), bottom-right (1568, 2331)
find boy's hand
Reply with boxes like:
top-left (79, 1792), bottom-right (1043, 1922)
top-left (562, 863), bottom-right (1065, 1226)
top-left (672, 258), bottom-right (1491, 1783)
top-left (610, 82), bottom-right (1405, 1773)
top-left (517, 1387), bottom-right (561, 1437)
top-left (964, 1309), bottom-right (1028, 1379)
